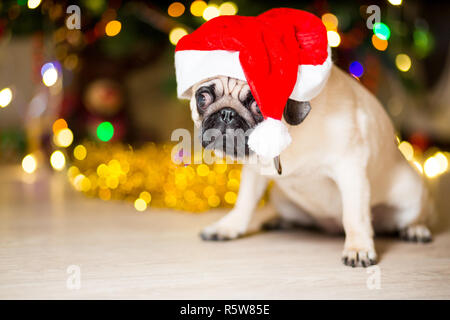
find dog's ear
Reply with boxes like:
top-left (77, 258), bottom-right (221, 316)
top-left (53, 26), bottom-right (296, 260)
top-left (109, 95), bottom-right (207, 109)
top-left (283, 100), bottom-right (311, 125)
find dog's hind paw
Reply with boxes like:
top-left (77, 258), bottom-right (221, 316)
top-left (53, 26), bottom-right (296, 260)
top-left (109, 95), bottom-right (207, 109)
top-left (399, 225), bottom-right (432, 243)
top-left (342, 249), bottom-right (377, 268)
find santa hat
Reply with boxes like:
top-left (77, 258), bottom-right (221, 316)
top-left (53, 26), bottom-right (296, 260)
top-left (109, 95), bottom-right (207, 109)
top-left (175, 8), bottom-right (332, 159)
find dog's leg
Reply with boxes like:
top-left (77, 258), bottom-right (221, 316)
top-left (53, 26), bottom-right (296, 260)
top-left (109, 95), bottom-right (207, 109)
top-left (334, 162), bottom-right (377, 267)
top-left (200, 165), bottom-right (268, 241)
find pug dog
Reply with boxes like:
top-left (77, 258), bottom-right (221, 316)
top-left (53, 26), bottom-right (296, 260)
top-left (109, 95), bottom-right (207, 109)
top-left (188, 66), bottom-right (432, 267)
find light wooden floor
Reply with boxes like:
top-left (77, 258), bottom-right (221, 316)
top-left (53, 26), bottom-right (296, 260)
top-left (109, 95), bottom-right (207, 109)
top-left (0, 166), bottom-right (449, 299)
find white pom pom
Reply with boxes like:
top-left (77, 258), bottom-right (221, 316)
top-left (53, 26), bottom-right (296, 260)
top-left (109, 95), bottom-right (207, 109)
top-left (248, 118), bottom-right (292, 158)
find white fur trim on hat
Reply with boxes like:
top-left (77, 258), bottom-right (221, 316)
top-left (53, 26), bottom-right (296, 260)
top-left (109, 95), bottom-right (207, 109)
top-left (175, 47), bottom-right (332, 101)
top-left (247, 118), bottom-right (292, 158)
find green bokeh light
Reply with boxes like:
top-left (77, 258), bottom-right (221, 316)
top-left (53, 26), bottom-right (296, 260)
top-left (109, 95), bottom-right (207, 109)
top-left (373, 22), bottom-right (391, 41)
top-left (96, 121), bottom-right (114, 142)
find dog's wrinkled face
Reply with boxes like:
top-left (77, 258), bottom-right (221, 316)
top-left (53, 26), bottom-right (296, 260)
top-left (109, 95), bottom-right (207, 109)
top-left (190, 76), bottom-right (264, 158)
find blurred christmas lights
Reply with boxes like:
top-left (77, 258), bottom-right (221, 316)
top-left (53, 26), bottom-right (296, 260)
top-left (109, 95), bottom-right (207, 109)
top-left (27, 0), bottom-right (41, 9)
top-left (0, 88), bottom-right (13, 108)
top-left (398, 141), bottom-right (414, 161)
top-left (327, 30), bottom-right (341, 47)
top-left (219, 2), bottom-right (238, 16)
top-left (349, 61), bottom-right (364, 78)
top-left (41, 63), bottom-right (58, 87)
top-left (373, 22), bottom-right (391, 41)
top-left (105, 20), bottom-right (122, 37)
top-left (134, 198), bottom-right (147, 211)
top-left (74, 145), bottom-right (87, 160)
top-left (371, 34), bottom-right (388, 51)
top-left (203, 4), bottom-right (220, 21)
top-left (50, 150), bottom-right (66, 171)
top-left (169, 27), bottom-right (188, 45)
top-left (388, 0), bottom-right (402, 5)
top-left (321, 13), bottom-right (338, 31)
top-left (168, 2), bottom-right (185, 17)
top-left (395, 53), bottom-right (412, 72)
top-left (54, 128), bottom-right (74, 147)
top-left (96, 121), bottom-right (114, 142)
top-left (190, 0), bottom-right (207, 17)
top-left (22, 154), bottom-right (37, 174)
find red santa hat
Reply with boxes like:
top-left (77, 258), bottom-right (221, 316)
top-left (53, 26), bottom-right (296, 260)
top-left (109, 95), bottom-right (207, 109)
top-left (175, 8), bottom-right (332, 159)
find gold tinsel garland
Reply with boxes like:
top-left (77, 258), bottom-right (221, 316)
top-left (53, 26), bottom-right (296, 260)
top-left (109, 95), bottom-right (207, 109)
top-left (67, 141), bottom-right (253, 212)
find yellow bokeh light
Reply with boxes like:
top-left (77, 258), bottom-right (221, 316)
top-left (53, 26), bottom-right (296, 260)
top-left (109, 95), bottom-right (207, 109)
top-left (42, 68), bottom-right (58, 87)
top-left (190, 0), bottom-right (207, 17)
top-left (388, 0), bottom-right (402, 5)
top-left (396, 54), bottom-right (412, 72)
top-left (398, 141), bottom-right (414, 161)
top-left (208, 195), bottom-right (220, 207)
top-left (372, 34), bottom-right (388, 51)
top-left (139, 191), bottom-right (152, 204)
top-left (27, 0), bottom-right (41, 9)
top-left (168, 2), bottom-right (185, 17)
top-left (169, 27), bottom-right (188, 45)
top-left (224, 191), bottom-right (237, 204)
top-left (412, 161), bottom-right (423, 175)
top-left (22, 154), bottom-right (37, 174)
top-left (434, 152), bottom-right (448, 173)
top-left (203, 4), bottom-right (220, 21)
top-left (50, 150), bottom-right (66, 171)
top-left (196, 164), bottom-right (210, 177)
top-left (322, 13), bottom-right (338, 31)
top-left (73, 144), bottom-right (87, 160)
top-left (164, 194), bottom-right (177, 207)
top-left (327, 30), bottom-right (341, 47)
top-left (105, 20), bottom-right (122, 37)
top-left (219, 2), bottom-right (238, 16)
top-left (0, 88), bottom-right (13, 108)
top-left (54, 128), bottom-right (73, 147)
top-left (424, 156), bottom-right (440, 178)
top-left (134, 198), bottom-right (147, 212)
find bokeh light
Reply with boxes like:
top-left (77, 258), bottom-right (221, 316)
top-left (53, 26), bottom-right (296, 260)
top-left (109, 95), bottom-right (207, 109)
top-left (327, 30), bottom-right (341, 47)
top-left (27, 0), bottom-right (41, 9)
top-left (388, 0), bottom-right (402, 5)
top-left (412, 161), bottom-right (423, 175)
top-left (373, 22), bottom-right (391, 41)
top-left (105, 20), bottom-right (122, 37)
top-left (203, 4), bottom-right (220, 21)
top-left (134, 198), bottom-right (147, 212)
top-left (190, 0), bottom-right (207, 17)
top-left (50, 150), bottom-right (66, 171)
top-left (219, 2), bottom-right (238, 16)
top-left (224, 191), bottom-right (237, 204)
top-left (0, 88), bottom-right (13, 108)
top-left (168, 2), bottom-right (185, 17)
top-left (398, 141), bottom-right (414, 161)
top-left (349, 61), bottom-right (364, 78)
top-left (54, 128), bottom-right (74, 147)
top-left (321, 13), bottom-right (338, 31)
top-left (52, 118), bottom-right (68, 134)
top-left (424, 152), bottom-right (448, 178)
top-left (22, 154), bottom-right (37, 174)
top-left (372, 34), bottom-right (388, 51)
top-left (97, 121), bottom-right (114, 142)
top-left (139, 191), bottom-right (152, 204)
top-left (424, 156), bottom-right (440, 178)
top-left (42, 63), bottom-right (58, 87)
top-left (169, 27), bottom-right (188, 45)
top-left (396, 54), bottom-right (412, 72)
top-left (73, 145), bottom-right (87, 160)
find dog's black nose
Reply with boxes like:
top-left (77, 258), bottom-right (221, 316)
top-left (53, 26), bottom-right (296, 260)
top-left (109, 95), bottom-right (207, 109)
top-left (219, 108), bottom-right (236, 124)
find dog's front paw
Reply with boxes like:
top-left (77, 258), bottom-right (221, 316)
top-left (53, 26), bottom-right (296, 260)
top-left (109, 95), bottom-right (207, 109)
top-left (399, 225), bottom-right (432, 243)
top-left (342, 248), bottom-right (377, 268)
top-left (200, 213), bottom-right (246, 241)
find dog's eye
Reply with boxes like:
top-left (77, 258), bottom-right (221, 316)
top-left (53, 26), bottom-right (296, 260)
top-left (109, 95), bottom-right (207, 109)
top-left (196, 87), bottom-right (215, 111)
top-left (250, 100), bottom-right (261, 115)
